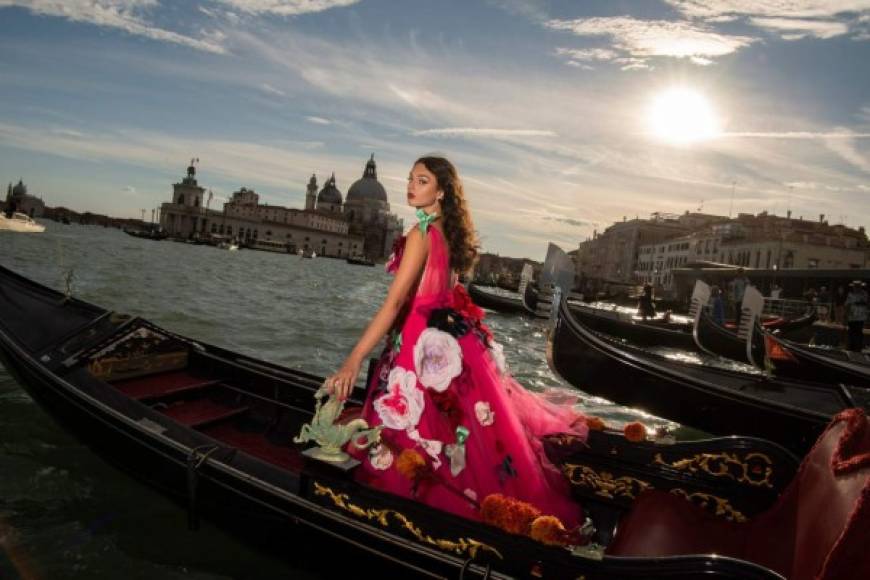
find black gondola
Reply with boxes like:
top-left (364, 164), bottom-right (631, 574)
top-left (566, 302), bottom-right (697, 350)
top-left (761, 330), bottom-right (870, 388)
top-left (467, 283), bottom-right (528, 314)
top-left (124, 228), bottom-right (168, 241)
top-left (547, 294), bottom-right (870, 457)
top-left (694, 309), bottom-right (870, 389)
top-left (693, 309), bottom-right (765, 365)
top-left (346, 256), bottom-right (376, 267)
top-left (521, 282), bottom-right (552, 319)
top-left (5, 264), bottom-right (869, 579)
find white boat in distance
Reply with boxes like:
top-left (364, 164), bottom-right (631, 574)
top-left (0, 212), bottom-right (45, 233)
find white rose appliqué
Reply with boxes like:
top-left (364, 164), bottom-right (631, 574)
top-left (414, 328), bottom-right (463, 392)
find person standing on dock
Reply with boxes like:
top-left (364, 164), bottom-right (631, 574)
top-left (834, 285), bottom-right (847, 325)
top-left (845, 281), bottom-right (868, 352)
top-left (729, 268), bottom-right (750, 326)
top-left (637, 283), bottom-right (656, 320)
top-left (817, 286), bottom-right (831, 322)
top-left (710, 285), bottom-right (726, 326)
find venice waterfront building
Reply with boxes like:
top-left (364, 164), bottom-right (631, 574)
top-left (160, 156), bottom-right (403, 259)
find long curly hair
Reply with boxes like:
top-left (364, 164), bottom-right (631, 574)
top-left (415, 156), bottom-right (479, 274)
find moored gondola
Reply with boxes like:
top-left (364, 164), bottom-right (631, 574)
top-left (521, 282), bottom-right (553, 319)
top-left (547, 294), bottom-right (869, 457)
top-left (567, 302), bottom-right (697, 350)
top-left (467, 283), bottom-right (528, 314)
top-left (4, 264), bottom-right (869, 578)
top-left (693, 309), bottom-right (766, 365)
top-left (761, 330), bottom-right (870, 388)
top-left (346, 255), bottom-right (376, 267)
top-left (124, 228), bottom-right (168, 241)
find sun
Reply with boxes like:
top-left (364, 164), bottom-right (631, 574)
top-left (648, 88), bottom-right (721, 144)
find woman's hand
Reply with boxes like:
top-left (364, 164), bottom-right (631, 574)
top-left (325, 359), bottom-right (362, 401)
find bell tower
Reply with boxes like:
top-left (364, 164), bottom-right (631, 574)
top-left (305, 174), bottom-right (317, 211)
top-left (172, 158), bottom-right (204, 207)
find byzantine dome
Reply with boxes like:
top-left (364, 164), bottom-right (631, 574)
top-left (317, 174), bottom-right (343, 205)
top-left (11, 180), bottom-right (27, 197)
top-left (347, 154), bottom-right (387, 203)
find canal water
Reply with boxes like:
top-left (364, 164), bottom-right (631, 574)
top-left (1, 222), bottom-right (666, 579)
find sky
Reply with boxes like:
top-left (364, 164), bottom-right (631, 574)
top-left (1, 0), bottom-right (869, 259)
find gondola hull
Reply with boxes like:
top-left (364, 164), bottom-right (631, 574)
top-left (548, 296), bottom-right (862, 456)
top-left (693, 310), bottom-right (764, 365)
top-left (467, 283), bottom-right (528, 314)
top-left (763, 331), bottom-right (870, 389)
top-left (567, 303), bottom-right (697, 350)
top-left (0, 265), bottom-right (833, 579)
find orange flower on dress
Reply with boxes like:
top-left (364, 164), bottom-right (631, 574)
top-left (624, 421), bottom-right (647, 443)
top-left (480, 493), bottom-right (541, 535)
top-left (586, 416), bottom-right (607, 431)
top-left (396, 449), bottom-right (428, 481)
top-left (529, 515), bottom-right (567, 546)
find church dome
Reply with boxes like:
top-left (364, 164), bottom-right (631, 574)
top-left (347, 154), bottom-right (387, 203)
top-left (317, 173), bottom-right (343, 205)
top-left (11, 180), bottom-right (27, 197)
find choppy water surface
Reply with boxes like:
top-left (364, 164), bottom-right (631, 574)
top-left (1, 223), bottom-right (671, 579)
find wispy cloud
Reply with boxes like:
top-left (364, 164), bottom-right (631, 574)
top-left (543, 216), bottom-right (595, 228)
top-left (546, 16), bottom-right (755, 68)
top-left (486, 0), bottom-right (549, 23)
top-left (412, 127), bottom-right (558, 139)
top-left (823, 129), bottom-right (870, 173)
top-left (665, 1), bottom-right (870, 39)
top-left (665, 1), bottom-right (870, 20)
top-left (259, 82), bottom-right (286, 96)
top-left (0, 121), bottom-right (359, 195)
top-left (213, 0), bottom-right (360, 16)
top-left (554, 47), bottom-right (619, 68)
top-left (749, 17), bottom-right (849, 39)
top-left (721, 131), bottom-right (870, 138)
top-left (0, 1), bottom-right (227, 53)
top-left (305, 115), bottom-right (331, 125)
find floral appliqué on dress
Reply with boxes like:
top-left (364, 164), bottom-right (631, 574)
top-left (414, 328), bottom-right (463, 392)
top-left (374, 367), bottom-right (424, 430)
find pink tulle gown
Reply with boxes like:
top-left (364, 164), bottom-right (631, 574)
top-left (351, 224), bottom-right (588, 527)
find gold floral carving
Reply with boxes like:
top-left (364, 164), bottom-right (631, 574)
top-left (313, 482), bottom-right (503, 560)
top-left (669, 489), bottom-right (747, 523)
top-left (561, 464), bottom-right (651, 500)
top-left (653, 451), bottom-right (774, 488)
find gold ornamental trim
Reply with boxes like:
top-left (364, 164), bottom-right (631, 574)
top-left (313, 482), bottom-right (503, 560)
top-left (669, 489), bottom-right (747, 523)
top-left (562, 465), bottom-right (748, 522)
top-left (653, 451), bottom-right (774, 488)
top-left (561, 464), bottom-right (651, 500)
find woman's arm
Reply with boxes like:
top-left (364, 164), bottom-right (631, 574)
top-left (327, 227), bottom-right (428, 400)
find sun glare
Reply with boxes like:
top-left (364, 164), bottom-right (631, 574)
top-left (648, 88), bottom-right (721, 144)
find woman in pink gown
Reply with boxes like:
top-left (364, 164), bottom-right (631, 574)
top-left (326, 156), bottom-right (588, 528)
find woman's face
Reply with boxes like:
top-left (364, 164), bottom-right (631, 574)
top-left (407, 163), bottom-right (441, 209)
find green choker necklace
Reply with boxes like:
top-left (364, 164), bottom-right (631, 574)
top-left (416, 208), bottom-right (439, 233)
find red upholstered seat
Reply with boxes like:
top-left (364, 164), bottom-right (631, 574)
top-left (607, 409), bottom-right (870, 580)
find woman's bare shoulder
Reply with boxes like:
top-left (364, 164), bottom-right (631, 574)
top-left (405, 224), bottom-right (426, 245)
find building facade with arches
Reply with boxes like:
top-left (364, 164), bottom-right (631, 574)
top-left (160, 156), bottom-right (402, 259)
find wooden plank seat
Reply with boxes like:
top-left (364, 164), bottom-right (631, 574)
top-left (111, 370), bottom-right (223, 401)
top-left (606, 409), bottom-right (870, 580)
top-left (160, 398), bottom-right (249, 429)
